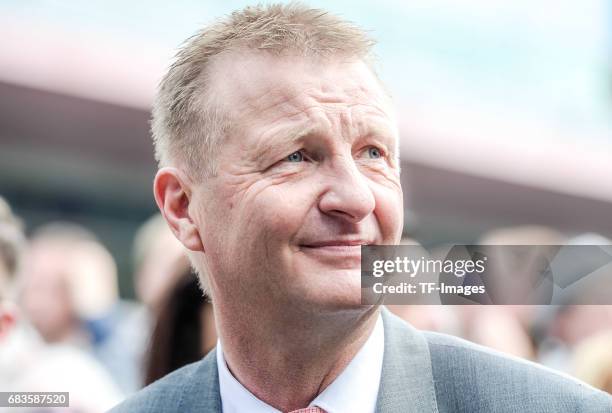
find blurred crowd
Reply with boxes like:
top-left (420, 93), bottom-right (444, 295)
top-left (0, 195), bottom-right (611, 412)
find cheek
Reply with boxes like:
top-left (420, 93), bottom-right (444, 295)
top-left (248, 182), bottom-right (316, 237)
top-left (205, 178), bottom-right (317, 261)
top-left (372, 184), bottom-right (404, 242)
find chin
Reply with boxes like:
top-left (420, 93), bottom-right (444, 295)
top-left (290, 268), bottom-right (365, 311)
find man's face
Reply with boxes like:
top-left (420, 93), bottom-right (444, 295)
top-left (192, 53), bottom-right (403, 312)
top-left (20, 243), bottom-right (76, 342)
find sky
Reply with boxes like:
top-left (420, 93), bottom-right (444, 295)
top-left (1, 0), bottom-right (611, 149)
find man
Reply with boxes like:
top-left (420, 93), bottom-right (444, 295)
top-left (111, 4), bottom-right (611, 412)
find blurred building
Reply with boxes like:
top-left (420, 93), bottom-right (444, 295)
top-left (0, 0), bottom-right (611, 297)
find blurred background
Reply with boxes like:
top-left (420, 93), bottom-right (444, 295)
top-left (0, 0), bottom-right (611, 410)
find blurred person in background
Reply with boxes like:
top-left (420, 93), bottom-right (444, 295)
top-left (386, 238), bottom-right (462, 336)
top-left (572, 330), bottom-right (612, 394)
top-left (20, 224), bottom-right (113, 345)
top-left (534, 232), bottom-right (612, 373)
top-left (389, 228), bottom-right (550, 359)
top-left (457, 225), bottom-right (569, 360)
top-left (538, 304), bottom-right (612, 373)
top-left (133, 213), bottom-right (190, 313)
top-left (18, 223), bottom-right (140, 394)
top-left (0, 198), bottom-right (23, 303)
top-left (386, 304), bottom-right (461, 335)
top-left (0, 195), bottom-right (29, 383)
top-left (144, 262), bottom-right (216, 385)
top-left (119, 213), bottom-right (195, 390)
top-left (0, 196), bottom-right (121, 413)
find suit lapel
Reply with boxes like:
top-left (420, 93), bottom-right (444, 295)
top-left (179, 348), bottom-right (223, 412)
top-left (376, 307), bottom-right (439, 413)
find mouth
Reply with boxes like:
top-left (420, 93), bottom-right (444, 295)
top-left (298, 239), bottom-right (372, 260)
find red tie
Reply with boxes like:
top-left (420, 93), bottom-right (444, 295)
top-left (287, 407), bottom-right (326, 413)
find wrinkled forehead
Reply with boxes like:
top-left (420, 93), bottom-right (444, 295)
top-left (206, 50), bottom-right (394, 128)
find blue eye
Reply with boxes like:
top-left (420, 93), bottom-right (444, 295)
top-left (286, 151), bottom-right (304, 162)
top-left (367, 147), bottom-right (382, 159)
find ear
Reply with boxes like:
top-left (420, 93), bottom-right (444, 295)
top-left (153, 167), bottom-right (205, 252)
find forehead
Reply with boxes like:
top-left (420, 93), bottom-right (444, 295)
top-left (208, 51), bottom-right (394, 131)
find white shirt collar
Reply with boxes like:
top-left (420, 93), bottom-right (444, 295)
top-left (217, 314), bottom-right (384, 413)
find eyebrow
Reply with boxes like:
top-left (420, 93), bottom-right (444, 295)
top-left (252, 121), bottom-right (398, 164)
top-left (359, 123), bottom-right (398, 157)
top-left (251, 123), bottom-right (319, 161)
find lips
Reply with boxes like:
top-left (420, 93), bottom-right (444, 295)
top-left (298, 239), bottom-right (372, 266)
top-left (301, 239), bottom-right (372, 248)
top-left (302, 244), bottom-right (362, 254)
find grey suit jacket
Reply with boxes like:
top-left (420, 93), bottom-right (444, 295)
top-left (110, 308), bottom-right (612, 412)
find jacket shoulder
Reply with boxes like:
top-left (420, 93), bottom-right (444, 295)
top-left (108, 348), bottom-right (220, 413)
top-left (108, 360), bottom-right (201, 413)
top-left (423, 331), bottom-right (612, 413)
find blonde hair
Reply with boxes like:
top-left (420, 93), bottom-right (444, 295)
top-left (151, 2), bottom-right (376, 179)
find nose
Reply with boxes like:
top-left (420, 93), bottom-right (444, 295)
top-left (318, 155), bottom-right (375, 223)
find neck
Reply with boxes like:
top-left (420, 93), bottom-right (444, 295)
top-left (215, 301), bottom-right (380, 412)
